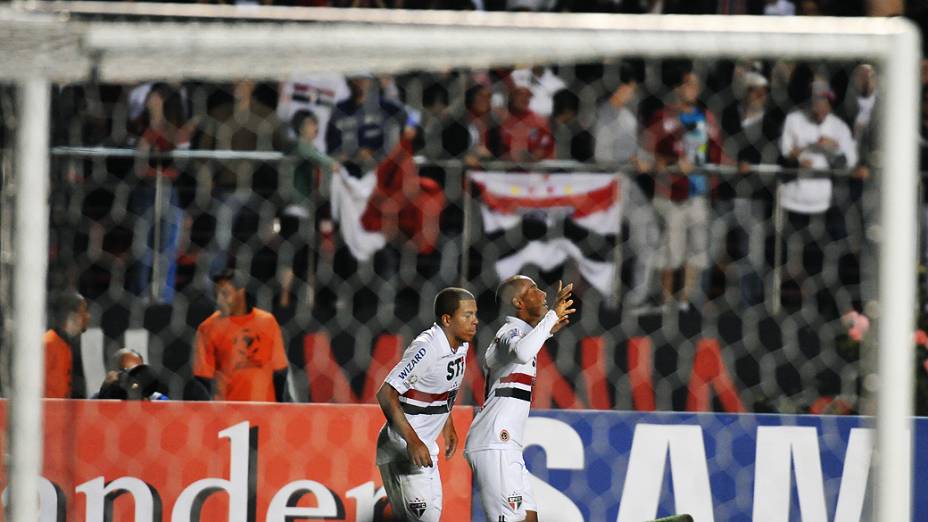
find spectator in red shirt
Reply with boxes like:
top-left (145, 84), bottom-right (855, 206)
top-left (644, 68), bottom-right (724, 310)
top-left (499, 85), bottom-right (554, 162)
top-left (193, 270), bottom-right (289, 402)
top-left (44, 292), bottom-right (90, 398)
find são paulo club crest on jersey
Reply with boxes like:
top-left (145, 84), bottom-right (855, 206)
top-left (507, 494), bottom-right (523, 511)
top-left (408, 498), bottom-right (427, 518)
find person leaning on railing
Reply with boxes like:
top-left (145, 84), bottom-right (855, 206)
top-left (128, 83), bottom-right (195, 305)
top-left (440, 82), bottom-right (501, 169)
top-left (290, 109), bottom-right (342, 200)
top-left (645, 66), bottom-right (725, 311)
top-left (721, 69), bottom-right (786, 306)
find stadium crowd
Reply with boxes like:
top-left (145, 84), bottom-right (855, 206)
top-left (22, 0), bottom-right (928, 416)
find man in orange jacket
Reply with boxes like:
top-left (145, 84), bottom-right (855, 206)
top-left (44, 292), bottom-right (90, 398)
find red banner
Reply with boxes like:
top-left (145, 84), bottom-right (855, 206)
top-left (0, 400), bottom-right (473, 521)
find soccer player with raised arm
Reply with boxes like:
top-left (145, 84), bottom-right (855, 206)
top-left (464, 276), bottom-right (575, 522)
top-left (376, 287), bottom-right (478, 522)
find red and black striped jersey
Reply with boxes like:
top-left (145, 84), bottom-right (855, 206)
top-left (376, 323), bottom-right (468, 465)
top-left (465, 311), bottom-right (558, 452)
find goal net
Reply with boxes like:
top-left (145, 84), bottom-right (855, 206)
top-left (0, 3), bottom-right (920, 521)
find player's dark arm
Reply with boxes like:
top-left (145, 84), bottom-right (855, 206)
top-left (273, 369), bottom-right (288, 402)
top-left (376, 383), bottom-right (433, 467)
top-left (441, 414), bottom-right (458, 459)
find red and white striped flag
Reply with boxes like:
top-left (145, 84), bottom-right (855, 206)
top-left (470, 171), bottom-right (622, 294)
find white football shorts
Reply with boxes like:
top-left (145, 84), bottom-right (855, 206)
top-left (378, 458), bottom-right (443, 522)
top-left (466, 449), bottom-right (537, 522)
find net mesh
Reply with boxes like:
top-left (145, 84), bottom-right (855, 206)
top-left (36, 58), bottom-right (884, 412)
top-left (1, 5), bottom-right (923, 521)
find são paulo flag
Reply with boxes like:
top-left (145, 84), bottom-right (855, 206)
top-left (469, 171), bottom-right (622, 295)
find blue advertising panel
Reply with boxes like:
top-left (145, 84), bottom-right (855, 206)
top-left (472, 410), bottom-right (927, 522)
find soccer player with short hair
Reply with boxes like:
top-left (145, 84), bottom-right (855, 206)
top-left (376, 287), bottom-right (478, 522)
top-left (464, 276), bottom-right (575, 522)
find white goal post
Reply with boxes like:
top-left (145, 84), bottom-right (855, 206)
top-left (1, 3), bottom-right (920, 521)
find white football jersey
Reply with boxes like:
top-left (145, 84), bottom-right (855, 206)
top-left (465, 311), bottom-right (559, 452)
top-left (376, 323), bottom-right (468, 465)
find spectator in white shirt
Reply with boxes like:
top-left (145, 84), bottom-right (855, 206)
top-left (593, 63), bottom-right (641, 168)
top-left (775, 78), bottom-right (859, 314)
top-left (779, 79), bottom-right (857, 215)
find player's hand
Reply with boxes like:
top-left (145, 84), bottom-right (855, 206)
top-left (551, 280), bottom-right (576, 333)
top-left (443, 426), bottom-right (458, 459)
top-left (551, 310), bottom-right (573, 335)
top-left (407, 437), bottom-right (433, 468)
top-left (550, 314), bottom-right (571, 334)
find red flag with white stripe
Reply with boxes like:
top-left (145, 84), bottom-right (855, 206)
top-left (469, 171), bottom-right (622, 294)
